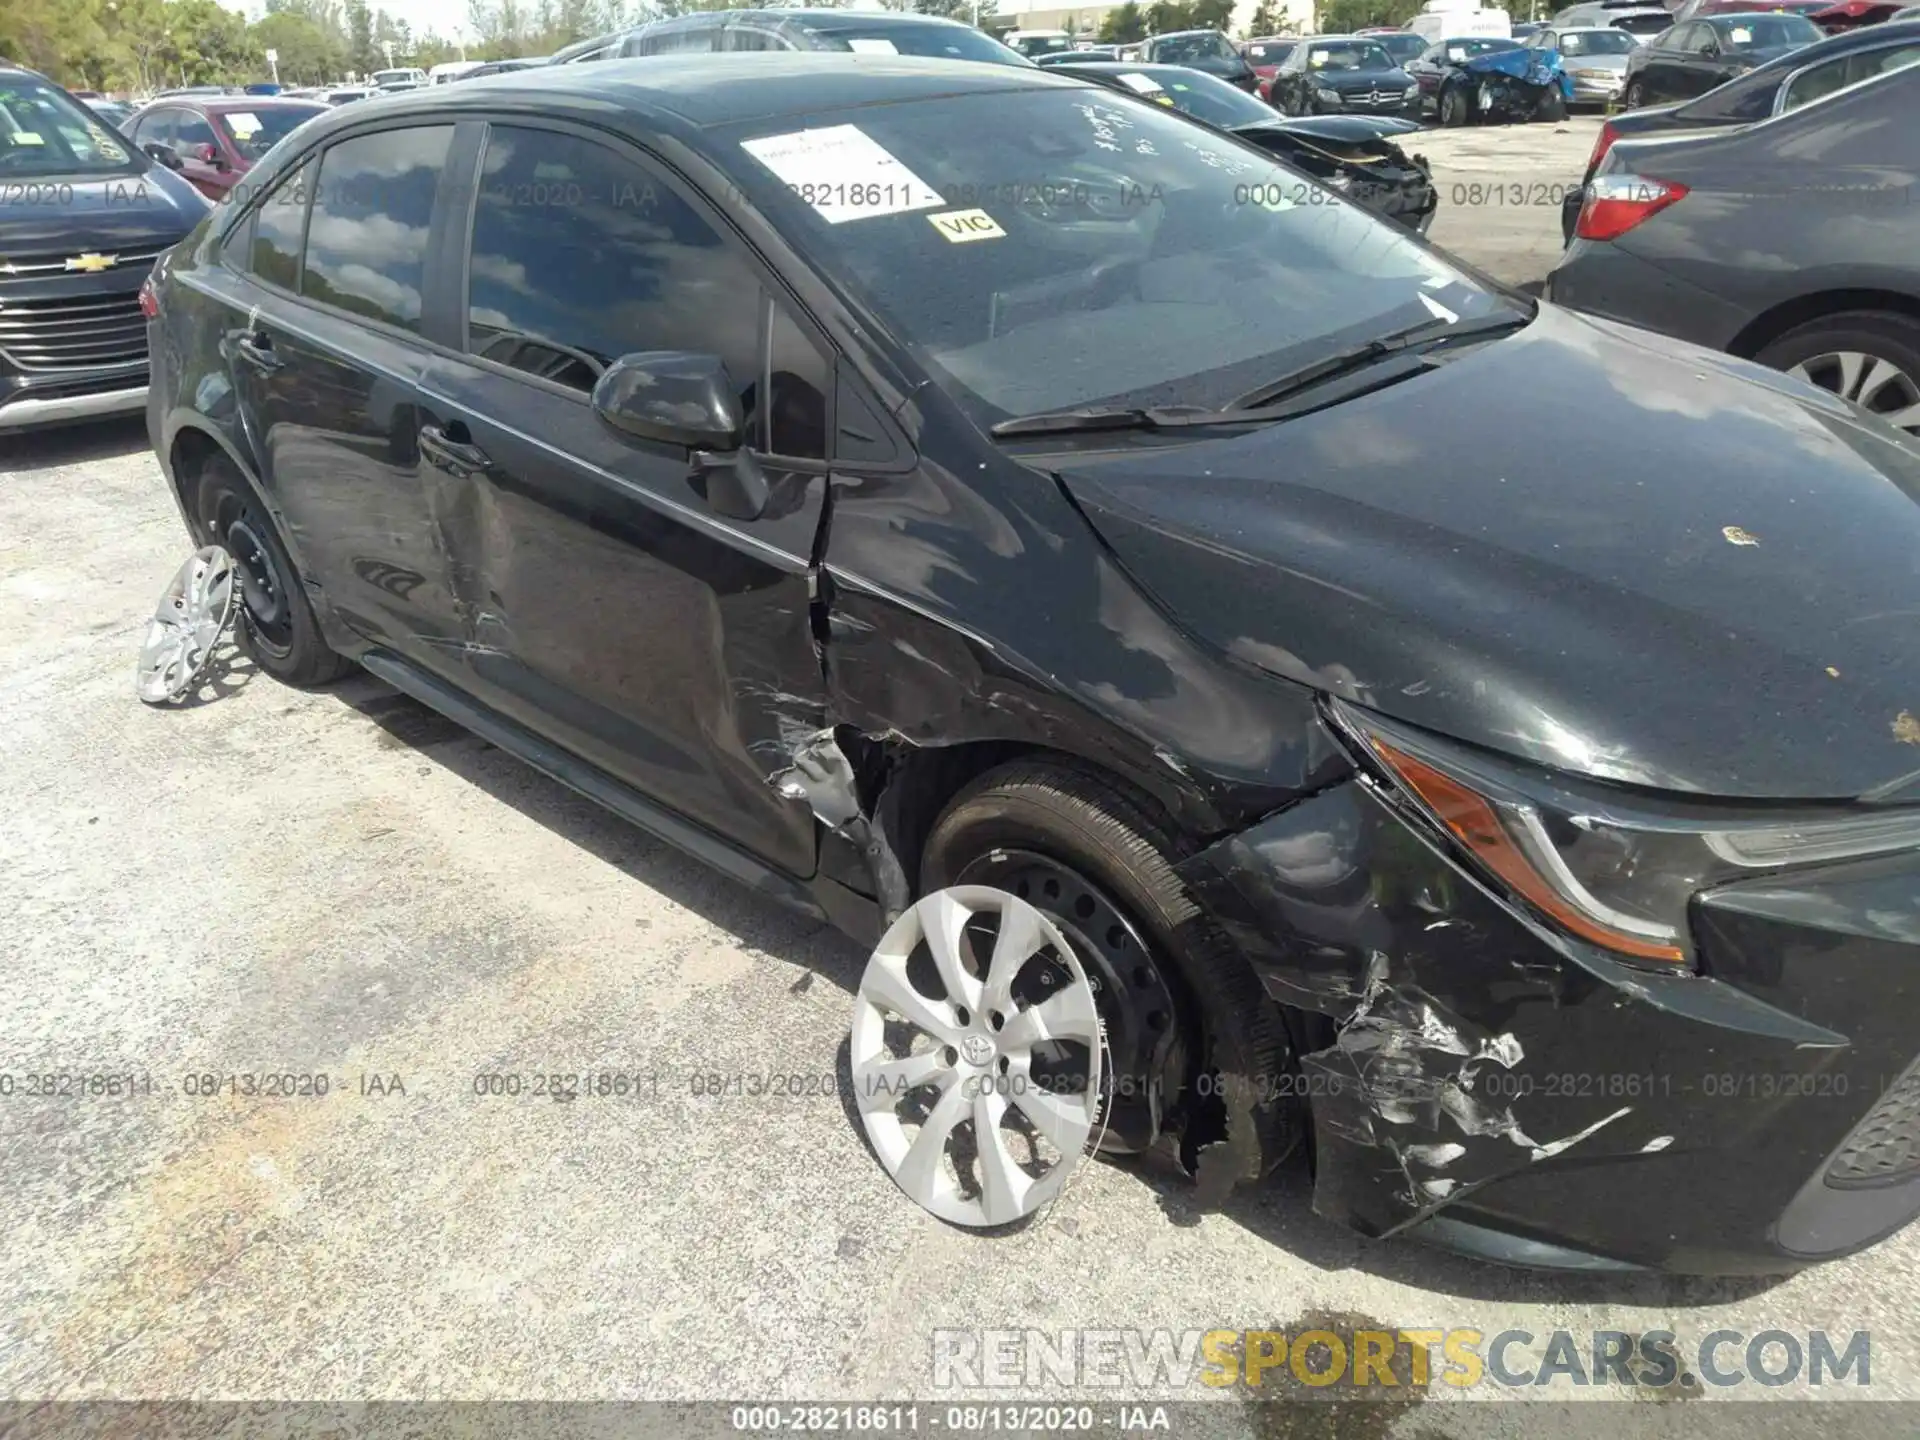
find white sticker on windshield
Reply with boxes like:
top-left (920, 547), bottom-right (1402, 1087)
top-left (846, 37), bottom-right (898, 53)
top-left (1116, 71), bottom-right (1164, 93)
top-left (13, 132), bottom-right (45, 145)
top-left (227, 111), bottom-right (263, 136)
top-left (1729, 25), bottom-right (1753, 42)
top-left (740, 124), bottom-right (943, 224)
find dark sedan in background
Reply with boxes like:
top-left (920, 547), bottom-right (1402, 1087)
top-left (1054, 61), bottom-right (1438, 231)
top-left (1551, 63), bottom-right (1920, 436)
top-left (1139, 28), bottom-right (1260, 89)
top-left (1243, 35), bottom-right (1299, 98)
top-left (121, 96), bottom-right (329, 202)
top-left (1559, 19), bottom-right (1920, 239)
top-left (0, 61), bottom-right (209, 431)
top-left (1269, 36), bottom-right (1420, 115)
top-left (1621, 12), bottom-right (1825, 106)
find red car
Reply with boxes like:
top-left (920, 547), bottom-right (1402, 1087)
top-left (1681, 0), bottom-right (1908, 28)
top-left (1242, 35), bottom-right (1299, 99)
top-left (122, 97), bottom-right (328, 201)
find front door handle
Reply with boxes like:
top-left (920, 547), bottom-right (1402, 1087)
top-left (419, 422), bottom-right (492, 474)
top-left (235, 329), bottom-right (281, 372)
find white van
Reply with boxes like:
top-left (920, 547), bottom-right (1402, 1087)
top-left (1408, 3), bottom-right (1513, 41)
top-left (369, 67), bottom-right (428, 89)
top-left (428, 61), bottom-right (485, 84)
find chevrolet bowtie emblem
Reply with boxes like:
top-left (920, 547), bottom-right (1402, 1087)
top-left (65, 252), bottom-right (119, 273)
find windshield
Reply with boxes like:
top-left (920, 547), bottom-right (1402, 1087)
top-left (1716, 15), bottom-right (1822, 46)
top-left (0, 74), bottom-right (138, 179)
top-left (1615, 12), bottom-right (1676, 32)
top-left (1139, 69), bottom-right (1276, 126)
top-left (1378, 34), bottom-right (1426, 61)
top-left (811, 23), bottom-right (1030, 62)
top-left (1245, 41), bottom-right (1297, 63)
top-left (723, 90), bottom-right (1508, 427)
top-left (1149, 32), bottom-right (1237, 62)
top-left (216, 105), bottom-right (326, 162)
top-left (1308, 41), bottom-right (1396, 70)
top-left (1443, 38), bottom-right (1522, 61)
top-left (1558, 29), bottom-right (1639, 53)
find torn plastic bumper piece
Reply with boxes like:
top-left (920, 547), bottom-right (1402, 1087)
top-left (1178, 776), bottom-right (1920, 1274)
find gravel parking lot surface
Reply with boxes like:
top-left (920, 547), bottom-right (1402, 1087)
top-left (3, 139), bottom-right (1916, 1429)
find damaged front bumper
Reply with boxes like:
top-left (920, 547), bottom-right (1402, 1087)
top-left (1178, 777), bottom-right (1920, 1274)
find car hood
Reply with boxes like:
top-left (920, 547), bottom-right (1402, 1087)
top-left (1237, 114), bottom-right (1424, 142)
top-left (1168, 53), bottom-right (1255, 77)
top-left (1053, 304), bottom-right (1920, 800)
top-left (0, 166), bottom-right (208, 252)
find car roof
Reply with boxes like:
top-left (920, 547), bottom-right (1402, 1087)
top-left (144, 95), bottom-right (328, 111)
top-left (1700, 8), bottom-right (1815, 20)
top-left (297, 52), bottom-right (1072, 132)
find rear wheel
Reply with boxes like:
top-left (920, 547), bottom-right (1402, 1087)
top-left (1624, 78), bottom-right (1647, 108)
top-left (195, 459), bottom-right (352, 687)
top-left (919, 758), bottom-right (1301, 1191)
top-left (1757, 312), bottom-right (1920, 439)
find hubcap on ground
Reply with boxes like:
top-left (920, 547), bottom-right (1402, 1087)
top-left (136, 546), bottom-right (237, 704)
top-left (850, 887), bottom-right (1105, 1228)
top-left (1788, 350), bottom-right (1920, 435)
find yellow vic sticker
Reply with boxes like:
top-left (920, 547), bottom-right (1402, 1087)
top-left (928, 208), bottom-right (1006, 243)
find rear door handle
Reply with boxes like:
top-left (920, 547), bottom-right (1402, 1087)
top-left (235, 329), bottom-right (281, 372)
top-left (419, 422), bottom-right (492, 474)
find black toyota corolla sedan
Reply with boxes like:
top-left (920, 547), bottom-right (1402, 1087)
top-left (145, 55), bottom-right (1920, 1275)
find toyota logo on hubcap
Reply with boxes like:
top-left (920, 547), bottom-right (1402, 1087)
top-left (961, 1034), bottom-right (996, 1066)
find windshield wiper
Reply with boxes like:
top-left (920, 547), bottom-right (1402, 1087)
top-left (1226, 307), bottom-right (1533, 411)
top-left (989, 307), bottom-right (1533, 440)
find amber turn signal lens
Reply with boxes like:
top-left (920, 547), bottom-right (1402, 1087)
top-left (1368, 737), bottom-right (1689, 965)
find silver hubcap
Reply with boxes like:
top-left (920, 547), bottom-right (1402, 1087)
top-left (1788, 349), bottom-right (1920, 434)
top-left (136, 547), bottom-right (237, 704)
top-left (850, 887), bottom-right (1105, 1228)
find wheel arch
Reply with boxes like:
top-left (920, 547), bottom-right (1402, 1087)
top-left (1727, 287), bottom-right (1920, 361)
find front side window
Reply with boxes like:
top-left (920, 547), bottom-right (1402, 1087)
top-left (174, 110), bottom-right (216, 152)
top-left (723, 90), bottom-right (1508, 428)
top-left (302, 125), bottom-right (452, 331)
top-left (0, 74), bottom-right (138, 177)
top-left (633, 21), bottom-right (718, 55)
top-left (465, 125), bottom-right (763, 410)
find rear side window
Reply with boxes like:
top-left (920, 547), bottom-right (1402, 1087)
top-left (302, 125), bottom-right (452, 331)
top-left (247, 161), bottom-right (312, 290)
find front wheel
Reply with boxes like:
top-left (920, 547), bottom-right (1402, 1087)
top-left (1536, 88), bottom-right (1567, 123)
top-left (1439, 84), bottom-right (1469, 127)
top-left (918, 759), bottom-right (1302, 1189)
top-left (195, 459), bottom-right (353, 687)
top-left (1757, 312), bottom-right (1920, 439)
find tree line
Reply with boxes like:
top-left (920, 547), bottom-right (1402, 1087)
top-left (0, 0), bottom-right (974, 93)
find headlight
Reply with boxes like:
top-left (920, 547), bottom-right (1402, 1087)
top-left (1403, 83), bottom-right (1419, 99)
top-left (1333, 702), bottom-right (1920, 969)
top-left (1314, 85), bottom-right (1342, 101)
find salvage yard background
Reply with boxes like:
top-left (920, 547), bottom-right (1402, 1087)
top-left (8, 118), bottom-right (1918, 1423)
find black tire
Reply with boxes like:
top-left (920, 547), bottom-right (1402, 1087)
top-left (919, 758), bottom-right (1302, 1197)
top-left (195, 458), bottom-right (352, 687)
top-left (1439, 83), bottom-right (1468, 127)
top-left (1624, 78), bottom-right (1646, 109)
top-left (1537, 89), bottom-right (1567, 123)
top-left (1755, 312), bottom-right (1920, 437)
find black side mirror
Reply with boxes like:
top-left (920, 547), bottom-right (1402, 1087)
top-left (591, 350), bottom-right (769, 521)
top-left (143, 141), bottom-right (183, 170)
